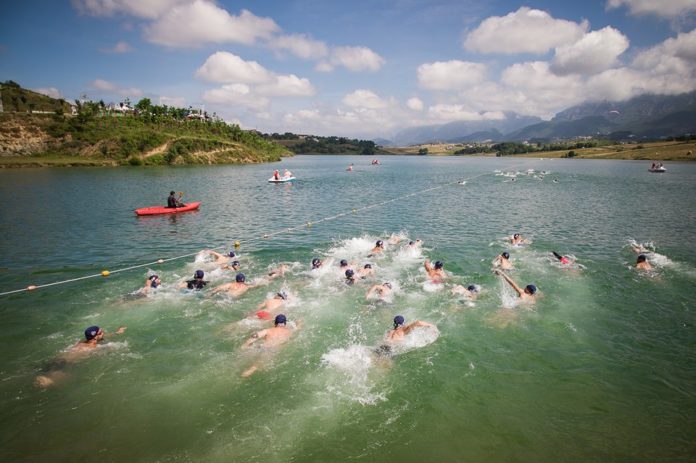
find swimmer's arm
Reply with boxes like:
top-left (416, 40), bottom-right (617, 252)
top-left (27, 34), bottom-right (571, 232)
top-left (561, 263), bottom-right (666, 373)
top-left (403, 321), bottom-right (433, 335)
top-left (366, 285), bottom-right (378, 299)
top-left (495, 270), bottom-right (524, 297)
top-left (204, 250), bottom-right (225, 260)
top-left (211, 283), bottom-right (231, 294)
top-left (104, 327), bottom-right (127, 338)
top-left (242, 330), bottom-right (265, 348)
top-left (424, 259), bottom-right (432, 271)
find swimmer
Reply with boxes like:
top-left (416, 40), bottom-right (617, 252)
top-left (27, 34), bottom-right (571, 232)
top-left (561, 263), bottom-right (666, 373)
top-left (347, 163), bottom-right (354, 171)
top-left (339, 259), bottom-right (353, 271)
top-left (266, 263), bottom-right (288, 280)
top-left (201, 249), bottom-right (237, 264)
top-left (424, 259), bottom-right (447, 283)
top-left (636, 254), bottom-right (652, 270)
top-left (241, 314), bottom-right (297, 377)
top-left (408, 239), bottom-right (423, 248)
top-left (492, 251), bottom-right (513, 270)
top-left (494, 269), bottom-right (537, 303)
top-left (366, 282), bottom-right (392, 301)
top-left (387, 234), bottom-right (402, 245)
top-left (180, 269), bottom-right (208, 290)
top-left (344, 269), bottom-right (357, 285)
top-left (357, 263), bottom-right (375, 279)
top-left (387, 315), bottom-right (435, 342)
top-left (253, 291), bottom-right (288, 320)
top-left (35, 325), bottom-right (126, 388)
top-left (212, 273), bottom-right (254, 297)
top-left (140, 274), bottom-right (161, 294)
top-left (222, 260), bottom-right (241, 271)
top-left (311, 257), bottom-right (323, 270)
top-left (369, 240), bottom-right (385, 256)
top-left (510, 233), bottom-right (527, 245)
top-left (552, 251), bottom-right (570, 265)
top-left (451, 284), bottom-right (478, 300)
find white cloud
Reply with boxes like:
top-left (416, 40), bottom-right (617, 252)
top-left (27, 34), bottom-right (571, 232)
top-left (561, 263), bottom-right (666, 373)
top-left (195, 52), bottom-right (273, 84)
top-left (551, 27), bottom-right (629, 75)
top-left (269, 33), bottom-right (328, 60)
top-left (257, 75), bottom-right (315, 97)
top-left (407, 97), bottom-right (424, 111)
top-left (427, 105), bottom-right (505, 121)
top-left (343, 89), bottom-right (389, 109)
top-left (328, 46), bottom-right (384, 71)
top-left (417, 60), bottom-right (487, 90)
top-left (464, 7), bottom-right (588, 54)
top-left (71, 0), bottom-right (189, 19)
top-left (315, 61), bottom-right (334, 72)
top-left (144, 2), bottom-right (279, 47)
top-left (158, 95), bottom-right (186, 107)
top-left (33, 87), bottom-right (62, 99)
top-left (606, 0), bottom-right (696, 17)
top-left (202, 84), bottom-right (269, 111)
top-left (89, 79), bottom-right (143, 98)
top-left (99, 40), bottom-right (134, 53)
top-left (661, 28), bottom-right (696, 61)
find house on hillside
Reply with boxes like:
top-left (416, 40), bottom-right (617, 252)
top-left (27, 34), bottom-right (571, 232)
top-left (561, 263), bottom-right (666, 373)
top-left (107, 102), bottom-right (134, 114)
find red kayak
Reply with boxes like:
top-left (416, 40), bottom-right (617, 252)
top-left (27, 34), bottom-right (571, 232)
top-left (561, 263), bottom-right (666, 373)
top-left (135, 202), bottom-right (201, 216)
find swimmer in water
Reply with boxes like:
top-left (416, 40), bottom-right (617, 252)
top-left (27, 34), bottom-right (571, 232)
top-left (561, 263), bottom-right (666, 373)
top-left (494, 269), bottom-right (537, 303)
top-left (253, 291), bottom-right (288, 320)
top-left (35, 325), bottom-right (127, 388)
top-left (311, 257), bottom-right (323, 270)
top-left (140, 274), bottom-right (161, 294)
top-left (212, 273), bottom-right (254, 297)
top-left (636, 254), bottom-right (652, 270)
top-left (492, 251), bottom-right (513, 270)
top-left (180, 270), bottom-right (208, 290)
top-left (387, 234), bottom-right (402, 245)
top-left (344, 269), bottom-right (357, 285)
top-left (241, 314), bottom-right (297, 377)
top-left (357, 263), bottom-right (375, 279)
top-left (451, 284), bottom-right (479, 300)
top-left (552, 251), bottom-right (570, 265)
top-left (387, 315), bottom-right (435, 342)
top-left (369, 240), bottom-right (385, 256)
top-left (366, 282), bottom-right (392, 301)
top-left (222, 260), bottom-right (241, 271)
top-left (339, 259), bottom-right (353, 272)
top-left (424, 259), bottom-right (447, 283)
top-left (510, 233), bottom-right (526, 245)
top-left (201, 249), bottom-right (237, 264)
top-left (266, 263), bottom-right (288, 280)
top-left (408, 239), bottom-right (423, 248)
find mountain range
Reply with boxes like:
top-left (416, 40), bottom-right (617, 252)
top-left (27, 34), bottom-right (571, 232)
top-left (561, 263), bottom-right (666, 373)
top-left (385, 92), bottom-right (696, 146)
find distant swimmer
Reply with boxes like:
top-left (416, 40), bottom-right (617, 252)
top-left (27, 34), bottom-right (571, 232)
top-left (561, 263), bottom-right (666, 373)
top-left (366, 282), bottom-right (392, 301)
top-left (35, 325), bottom-right (127, 388)
top-left (339, 259), bottom-right (352, 271)
top-left (357, 263), bottom-right (375, 279)
top-left (347, 163), bottom-right (354, 171)
top-left (141, 274), bottom-right (161, 294)
top-left (222, 260), bottom-right (241, 271)
top-left (241, 314), bottom-right (297, 377)
top-left (369, 240), bottom-right (385, 256)
top-left (167, 191), bottom-right (184, 208)
top-left (201, 249), bottom-right (236, 262)
top-left (408, 239), bottom-right (422, 248)
top-left (494, 269), bottom-right (537, 303)
top-left (212, 273), bottom-right (253, 297)
top-left (180, 270), bottom-right (208, 290)
top-left (387, 234), bottom-right (402, 245)
top-left (451, 284), bottom-right (479, 300)
top-left (424, 259), bottom-right (447, 283)
top-left (267, 263), bottom-right (288, 279)
top-left (311, 257), bottom-right (323, 270)
top-left (492, 251), bottom-right (513, 270)
top-left (636, 254), bottom-right (652, 270)
top-left (387, 315), bottom-right (435, 342)
top-left (552, 251), bottom-right (570, 265)
top-left (345, 269), bottom-right (357, 285)
top-left (253, 291), bottom-right (288, 320)
top-left (510, 233), bottom-right (527, 245)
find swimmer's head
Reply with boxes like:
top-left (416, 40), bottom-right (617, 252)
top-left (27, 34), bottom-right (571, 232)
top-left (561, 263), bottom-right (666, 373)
top-left (231, 260), bottom-right (240, 268)
top-left (393, 315), bottom-right (405, 328)
top-left (345, 269), bottom-right (354, 278)
top-left (194, 269), bottom-right (205, 279)
top-left (274, 314), bottom-right (287, 326)
top-left (84, 325), bottom-right (101, 341)
top-left (376, 240), bottom-right (384, 247)
top-left (276, 291), bottom-right (287, 300)
top-left (524, 284), bottom-right (537, 295)
top-left (228, 251), bottom-right (236, 258)
top-left (383, 282), bottom-right (392, 289)
top-left (637, 254), bottom-right (647, 263)
top-left (434, 261), bottom-right (444, 269)
top-left (149, 274), bottom-right (160, 288)
top-left (364, 263), bottom-right (372, 269)
top-left (235, 273), bottom-right (246, 283)
top-left (311, 258), bottom-right (322, 269)
top-left (340, 259), bottom-right (348, 267)
top-left (513, 233), bottom-right (520, 239)
top-left (502, 252), bottom-right (510, 259)
top-left (467, 285), bottom-right (478, 293)
top-left (408, 241), bottom-right (415, 245)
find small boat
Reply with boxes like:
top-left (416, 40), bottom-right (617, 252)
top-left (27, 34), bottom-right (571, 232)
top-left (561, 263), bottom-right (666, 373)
top-left (135, 202), bottom-right (201, 216)
top-left (268, 176), bottom-right (296, 183)
top-left (648, 166), bottom-right (666, 173)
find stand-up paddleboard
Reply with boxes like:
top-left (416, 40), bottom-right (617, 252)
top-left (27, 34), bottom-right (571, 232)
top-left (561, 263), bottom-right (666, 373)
top-left (268, 176), bottom-right (296, 183)
top-left (135, 202), bottom-right (201, 216)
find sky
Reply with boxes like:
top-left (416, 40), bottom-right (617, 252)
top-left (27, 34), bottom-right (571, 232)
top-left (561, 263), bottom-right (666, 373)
top-left (1, 0), bottom-right (696, 139)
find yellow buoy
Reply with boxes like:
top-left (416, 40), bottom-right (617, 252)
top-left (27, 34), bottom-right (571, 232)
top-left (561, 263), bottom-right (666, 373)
top-left (27, 285), bottom-right (37, 291)
top-left (101, 270), bottom-right (110, 277)
top-left (234, 241), bottom-right (240, 248)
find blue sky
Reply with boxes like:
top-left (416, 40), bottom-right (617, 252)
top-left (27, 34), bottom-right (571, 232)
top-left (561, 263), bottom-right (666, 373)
top-left (2, 0), bottom-right (696, 138)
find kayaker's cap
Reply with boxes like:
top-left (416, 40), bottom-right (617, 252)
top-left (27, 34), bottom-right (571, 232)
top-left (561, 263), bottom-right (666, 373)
top-left (637, 254), bottom-right (647, 263)
top-left (502, 252), bottom-right (510, 259)
top-left (228, 251), bottom-right (236, 258)
top-left (393, 315), bottom-right (405, 328)
top-left (312, 258), bottom-right (322, 269)
top-left (85, 325), bottom-right (100, 341)
top-left (274, 314), bottom-right (287, 325)
top-left (525, 284), bottom-right (537, 295)
top-left (434, 261), bottom-right (443, 269)
top-left (236, 273), bottom-right (246, 283)
top-left (345, 269), bottom-right (354, 278)
top-left (194, 270), bottom-right (205, 279)
top-left (467, 285), bottom-right (478, 293)
top-left (340, 259), bottom-right (348, 267)
top-left (364, 264), bottom-right (372, 269)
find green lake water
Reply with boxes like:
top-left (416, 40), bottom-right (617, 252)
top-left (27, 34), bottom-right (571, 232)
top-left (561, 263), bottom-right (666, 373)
top-left (0, 155), bottom-right (694, 462)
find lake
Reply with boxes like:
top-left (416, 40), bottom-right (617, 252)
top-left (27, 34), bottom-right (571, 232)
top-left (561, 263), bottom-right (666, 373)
top-left (0, 155), bottom-right (694, 462)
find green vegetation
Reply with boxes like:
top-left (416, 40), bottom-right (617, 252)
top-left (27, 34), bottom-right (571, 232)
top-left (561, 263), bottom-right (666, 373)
top-left (266, 133), bottom-right (383, 155)
top-left (454, 140), bottom-right (604, 156)
top-left (0, 80), bottom-right (73, 114)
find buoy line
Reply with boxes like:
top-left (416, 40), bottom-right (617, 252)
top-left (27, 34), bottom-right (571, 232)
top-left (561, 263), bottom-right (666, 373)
top-left (0, 167), bottom-right (514, 298)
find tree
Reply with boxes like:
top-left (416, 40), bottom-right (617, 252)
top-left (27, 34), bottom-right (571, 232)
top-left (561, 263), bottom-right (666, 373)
top-left (418, 148), bottom-right (428, 155)
top-left (135, 98), bottom-right (152, 113)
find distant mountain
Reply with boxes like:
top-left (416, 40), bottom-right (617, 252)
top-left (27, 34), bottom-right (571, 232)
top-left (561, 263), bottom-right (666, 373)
top-left (372, 137), bottom-right (394, 147)
top-left (391, 112), bottom-right (541, 146)
top-left (445, 129), bottom-right (503, 143)
top-left (505, 116), bottom-right (618, 141)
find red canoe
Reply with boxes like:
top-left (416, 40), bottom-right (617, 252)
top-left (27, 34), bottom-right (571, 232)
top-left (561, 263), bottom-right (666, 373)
top-left (135, 202), bottom-right (201, 216)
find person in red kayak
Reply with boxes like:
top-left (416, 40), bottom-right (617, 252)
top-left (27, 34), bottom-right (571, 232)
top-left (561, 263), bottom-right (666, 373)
top-left (167, 191), bottom-right (185, 208)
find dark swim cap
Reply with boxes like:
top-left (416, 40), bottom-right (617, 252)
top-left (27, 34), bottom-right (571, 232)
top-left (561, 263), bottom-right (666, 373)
top-left (231, 261), bottom-right (240, 267)
top-left (340, 259), bottom-right (348, 267)
top-left (637, 254), bottom-right (647, 263)
top-left (274, 314), bottom-right (287, 325)
top-left (383, 282), bottom-right (392, 289)
top-left (502, 252), bottom-right (510, 259)
top-left (393, 315), bottom-right (405, 327)
top-left (170, 191), bottom-right (175, 195)
top-left (434, 261), bottom-right (443, 269)
top-left (409, 241), bottom-right (415, 245)
top-left (194, 269), bottom-right (205, 279)
top-left (277, 291), bottom-right (287, 300)
top-left (525, 284), bottom-right (537, 294)
top-left (149, 274), bottom-right (159, 288)
top-left (345, 269), bottom-right (354, 278)
top-left (85, 325), bottom-right (100, 340)
top-left (364, 263), bottom-right (372, 269)
top-left (514, 233), bottom-right (520, 238)
top-left (236, 273), bottom-right (246, 283)
top-left (467, 285), bottom-right (477, 292)
top-left (312, 258), bottom-right (321, 268)
top-left (228, 251), bottom-right (236, 257)
top-left (376, 240), bottom-right (384, 247)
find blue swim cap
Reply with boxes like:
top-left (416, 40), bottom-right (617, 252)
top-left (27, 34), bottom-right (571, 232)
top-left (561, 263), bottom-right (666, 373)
top-left (149, 274), bottom-right (159, 288)
top-left (393, 315), bottom-right (405, 327)
top-left (525, 284), bottom-right (537, 294)
top-left (194, 269), bottom-right (204, 279)
top-left (364, 263), bottom-right (372, 269)
top-left (228, 251), bottom-right (236, 258)
top-left (274, 314), bottom-right (287, 325)
top-left (345, 269), bottom-right (354, 278)
top-left (340, 259), bottom-right (348, 267)
top-left (312, 258), bottom-right (321, 268)
top-left (434, 261), bottom-right (443, 269)
top-left (236, 273), bottom-right (246, 283)
top-left (376, 240), bottom-right (384, 247)
top-left (85, 325), bottom-right (100, 341)
top-left (467, 285), bottom-right (477, 292)
top-left (231, 260), bottom-right (240, 267)
top-left (502, 252), bottom-right (510, 259)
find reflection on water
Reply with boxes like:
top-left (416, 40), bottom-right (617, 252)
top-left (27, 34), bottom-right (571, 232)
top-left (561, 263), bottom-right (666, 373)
top-left (0, 156), bottom-right (695, 462)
